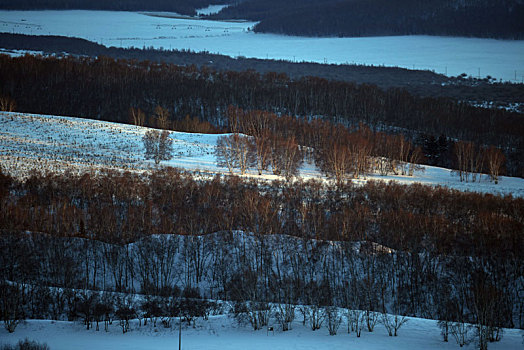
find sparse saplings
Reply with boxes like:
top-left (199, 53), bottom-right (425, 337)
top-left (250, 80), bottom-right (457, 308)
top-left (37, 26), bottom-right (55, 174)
top-left (0, 96), bottom-right (15, 112)
top-left (451, 320), bottom-right (471, 347)
top-left (275, 303), bottom-right (295, 331)
top-left (75, 293), bottom-right (97, 330)
top-left (143, 130), bottom-right (174, 165)
top-left (306, 305), bottom-right (325, 331)
top-left (270, 135), bottom-right (303, 179)
top-left (484, 146), bottom-right (505, 183)
top-left (254, 130), bottom-right (272, 175)
top-left (154, 105), bottom-right (170, 130)
top-left (232, 301), bottom-right (272, 331)
top-left (382, 312), bottom-right (408, 337)
top-left (93, 300), bottom-right (113, 332)
top-left (0, 282), bottom-right (25, 333)
top-left (324, 306), bottom-right (342, 335)
top-left (215, 134), bottom-right (256, 175)
top-left (116, 304), bottom-right (136, 334)
top-left (346, 309), bottom-right (365, 337)
top-left (454, 141), bottom-right (483, 182)
top-left (129, 107), bottom-right (146, 127)
top-left (469, 271), bottom-right (506, 350)
top-left (315, 140), bottom-right (353, 184)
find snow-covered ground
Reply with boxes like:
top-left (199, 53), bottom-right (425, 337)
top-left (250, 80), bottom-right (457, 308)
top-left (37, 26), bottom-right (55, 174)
top-left (0, 10), bottom-right (523, 82)
top-left (196, 4), bottom-right (229, 16)
top-left (1, 112), bottom-right (523, 197)
top-left (1, 316), bottom-right (523, 350)
top-left (0, 48), bottom-right (45, 57)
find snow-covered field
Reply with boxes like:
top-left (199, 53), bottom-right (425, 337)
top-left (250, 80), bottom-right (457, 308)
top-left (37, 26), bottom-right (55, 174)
top-left (1, 316), bottom-right (523, 350)
top-left (0, 10), bottom-right (523, 82)
top-left (1, 112), bottom-right (523, 197)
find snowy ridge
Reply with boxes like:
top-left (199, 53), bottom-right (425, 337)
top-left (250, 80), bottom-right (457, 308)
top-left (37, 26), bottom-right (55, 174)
top-left (1, 111), bottom-right (523, 197)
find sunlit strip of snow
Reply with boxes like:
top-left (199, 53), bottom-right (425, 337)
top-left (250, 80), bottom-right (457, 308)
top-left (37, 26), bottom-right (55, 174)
top-left (1, 111), bottom-right (523, 197)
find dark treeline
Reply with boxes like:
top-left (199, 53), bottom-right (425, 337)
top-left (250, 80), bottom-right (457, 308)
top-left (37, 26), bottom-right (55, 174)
top-left (0, 168), bottom-right (522, 336)
top-left (1, 168), bottom-right (522, 260)
top-left (212, 0), bottom-right (524, 39)
top-left (3, 33), bottom-right (524, 106)
top-left (0, 55), bottom-right (522, 176)
top-left (0, 0), bottom-right (229, 16)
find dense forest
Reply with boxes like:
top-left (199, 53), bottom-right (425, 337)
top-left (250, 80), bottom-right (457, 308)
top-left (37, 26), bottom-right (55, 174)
top-left (211, 0), bottom-right (524, 39)
top-left (0, 54), bottom-right (522, 176)
top-left (0, 0), bottom-right (229, 16)
top-left (3, 32), bottom-right (524, 107)
top-left (0, 168), bottom-right (522, 345)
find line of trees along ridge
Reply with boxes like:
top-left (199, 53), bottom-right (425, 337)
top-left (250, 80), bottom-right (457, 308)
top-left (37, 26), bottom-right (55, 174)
top-left (210, 0), bottom-right (524, 39)
top-left (0, 55), bottom-right (521, 176)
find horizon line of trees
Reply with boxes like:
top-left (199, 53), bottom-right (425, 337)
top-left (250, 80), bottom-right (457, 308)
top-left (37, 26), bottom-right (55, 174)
top-left (0, 54), bottom-right (522, 176)
top-left (0, 0), bottom-right (229, 15)
top-left (211, 0), bottom-right (524, 39)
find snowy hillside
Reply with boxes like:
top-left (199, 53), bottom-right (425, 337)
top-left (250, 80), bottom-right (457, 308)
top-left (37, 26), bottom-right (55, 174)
top-left (1, 111), bottom-right (523, 197)
top-left (1, 316), bottom-right (523, 350)
top-left (0, 10), bottom-right (523, 81)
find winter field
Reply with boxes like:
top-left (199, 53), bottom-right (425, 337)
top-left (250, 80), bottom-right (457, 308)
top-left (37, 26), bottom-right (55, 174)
top-left (1, 316), bottom-right (523, 350)
top-left (0, 10), bottom-right (523, 81)
top-left (1, 111), bottom-right (523, 197)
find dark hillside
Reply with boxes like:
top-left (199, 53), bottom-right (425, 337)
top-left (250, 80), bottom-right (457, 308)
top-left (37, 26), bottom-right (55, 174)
top-left (0, 0), bottom-right (229, 15)
top-left (1, 33), bottom-right (523, 108)
top-left (211, 0), bottom-right (524, 39)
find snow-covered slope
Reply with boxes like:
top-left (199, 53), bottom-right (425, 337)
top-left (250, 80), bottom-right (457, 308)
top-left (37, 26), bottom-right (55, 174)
top-left (1, 316), bottom-right (522, 350)
top-left (0, 10), bottom-right (523, 81)
top-left (1, 111), bottom-right (523, 197)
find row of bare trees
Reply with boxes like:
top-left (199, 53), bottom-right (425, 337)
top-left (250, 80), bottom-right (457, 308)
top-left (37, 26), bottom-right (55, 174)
top-left (221, 106), bottom-right (425, 180)
top-left (454, 141), bottom-right (506, 182)
top-left (215, 133), bottom-right (303, 178)
top-left (1, 54), bottom-right (521, 175)
top-left (1, 168), bottom-right (521, 349)
top-left (1, 228), bottom-right (519, 347)
top-left (1, 167), bottom-right (522, 261)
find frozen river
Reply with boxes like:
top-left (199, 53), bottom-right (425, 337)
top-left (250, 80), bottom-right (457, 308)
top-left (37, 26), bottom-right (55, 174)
top-left (1, 10), bottom-right (523, 82)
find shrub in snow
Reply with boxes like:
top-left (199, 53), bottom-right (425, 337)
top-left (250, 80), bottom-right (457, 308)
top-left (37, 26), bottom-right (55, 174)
top-left (0, 282), bottom-right (25, 333)
top-left (346, 309), bottom-right (365, 337)
top-left (232, 301), bottom-right (272, 331)
top-left (324, 306), bottom-right (342, 335)
top-left (116, 306), bottom-right (136, 334)
top-left (450, 321), bottom-right (472, 347)
top-left (382, 312), bottom-right (408, 336)
top-left (365, 310), bottom-right (380, 332)
top-left (306, 305), bottom-right (325, 331)
top-left (0, 339), bottom-right (49, 350)
top-left (275, 303), bottom-right (295, 331)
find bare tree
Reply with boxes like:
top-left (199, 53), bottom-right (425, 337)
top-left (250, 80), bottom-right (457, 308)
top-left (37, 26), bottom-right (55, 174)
top-left (306, 305), bottom-right (325, 331)
top-left (275, 303), bottom-right (295, 331)
top-left (0, 282), bottom-right (24, 333)
top-left (154, 106), bottom-right (170, 130)
top-left (129, 107), bottom-right (146, 127)
top-left (215, 134), bottom-right (255, 175)
top-left (347, 309), bottom-right (365, 337)
top-left (325, 306), bottom-right (342, 335)
top-left (143, 130), bottom-right (174, 165)
top-left (0, 96), bottom-right (15, 112)
top-left (484, 146), bottom-right (505, 183)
